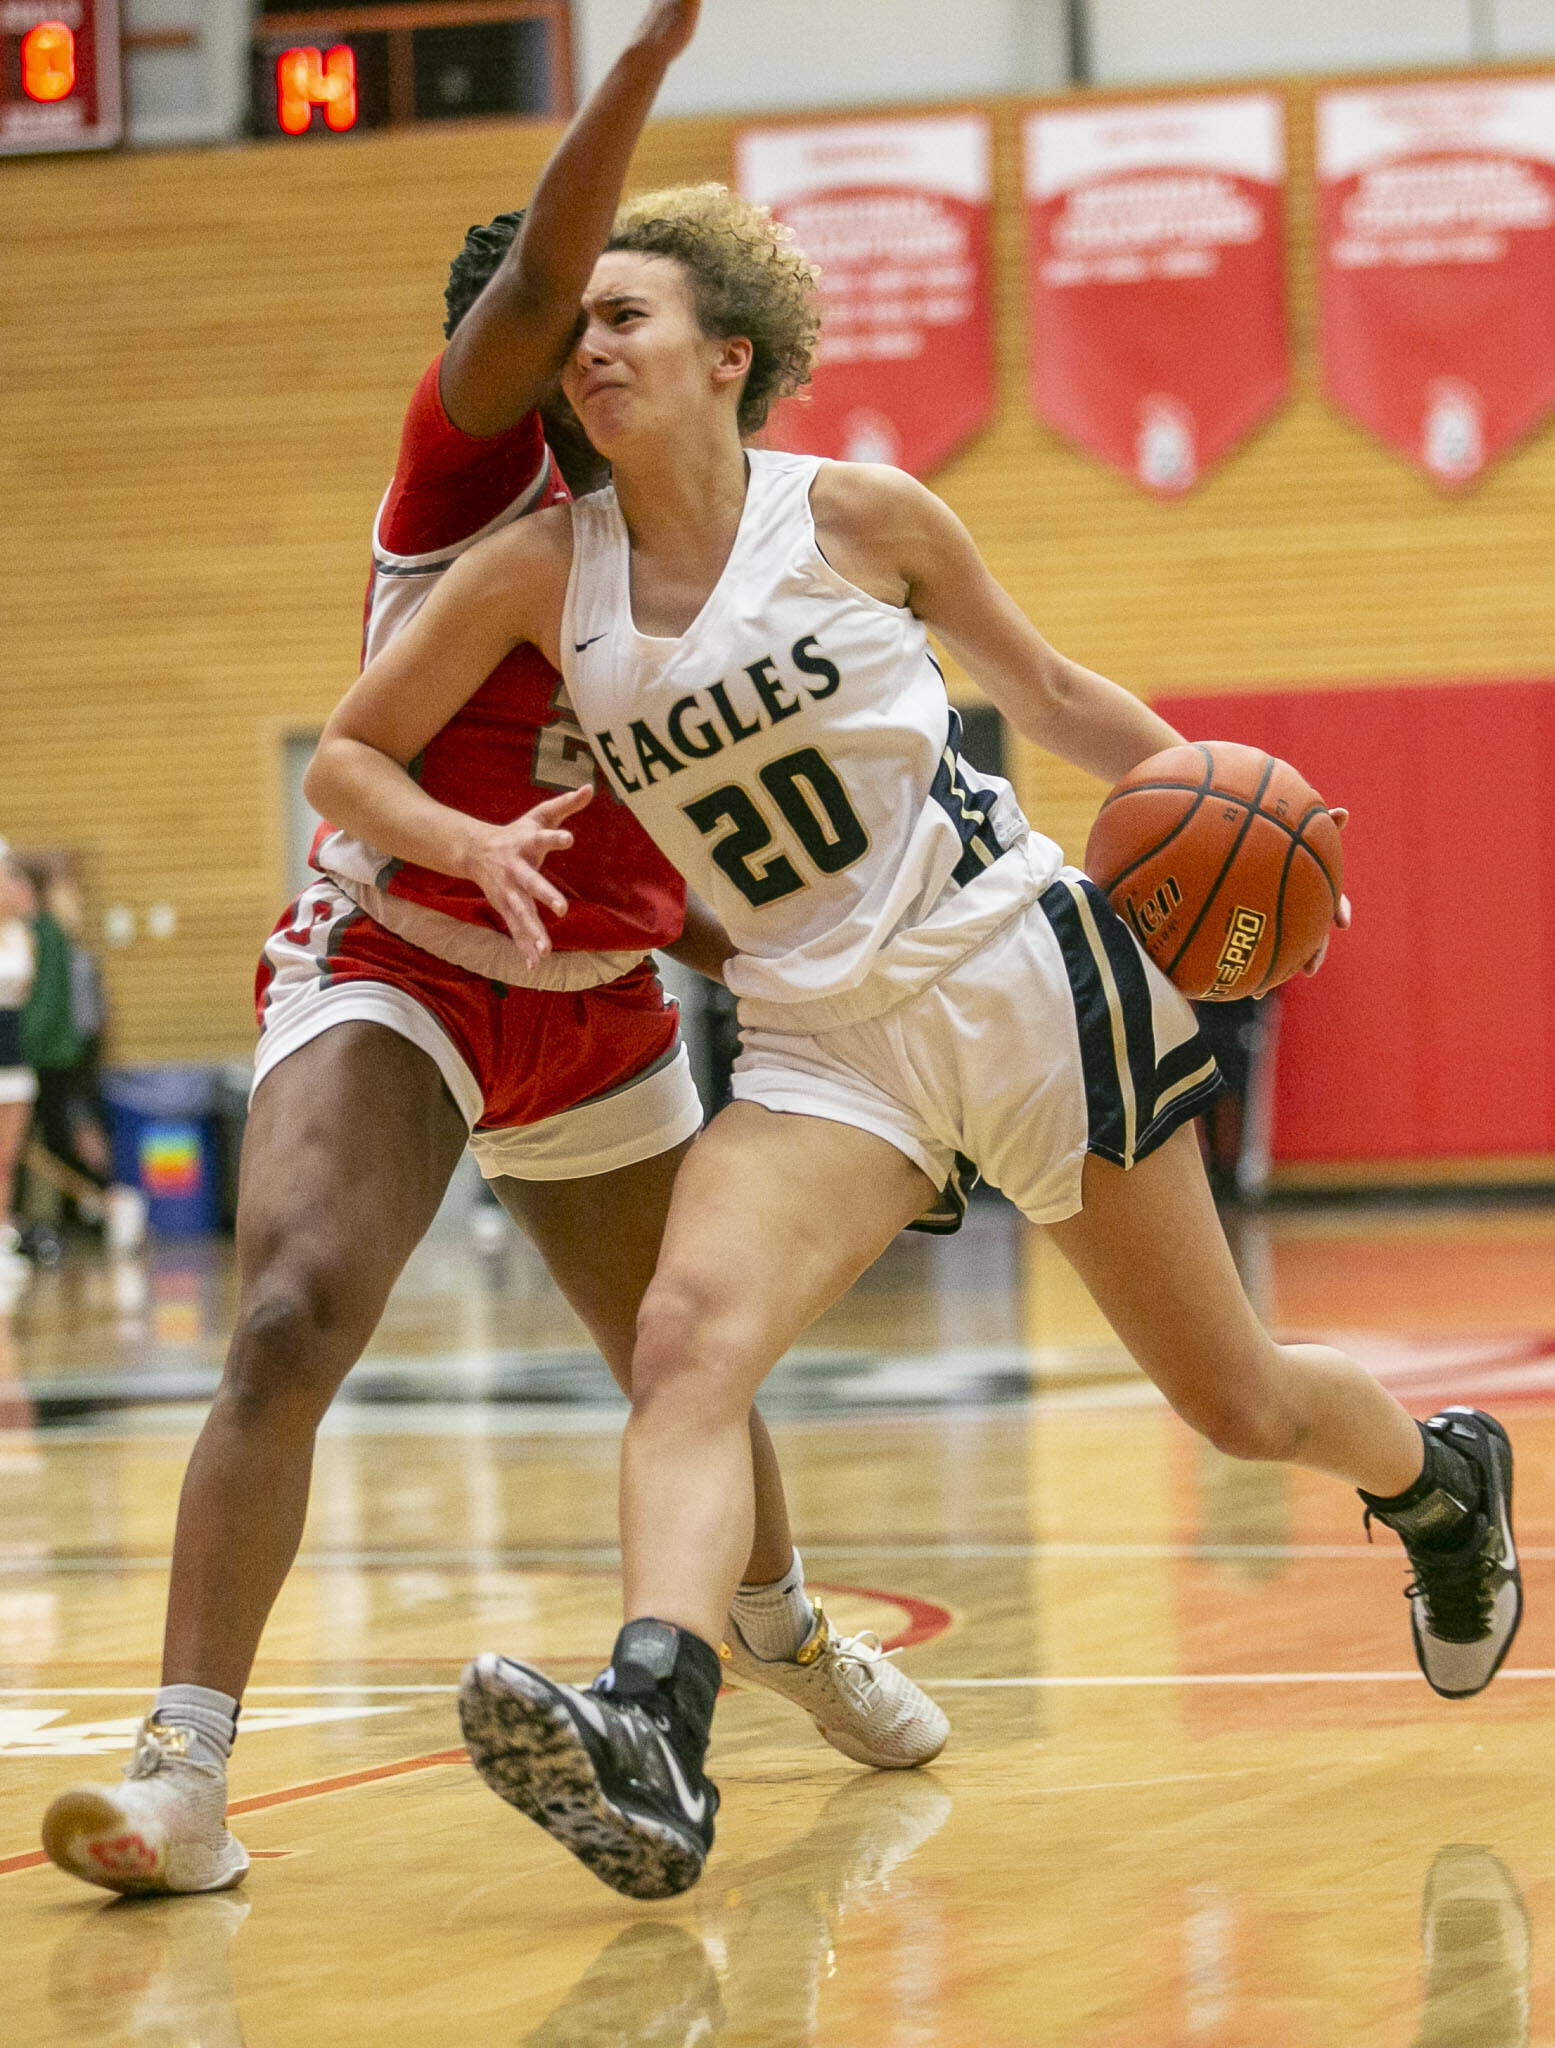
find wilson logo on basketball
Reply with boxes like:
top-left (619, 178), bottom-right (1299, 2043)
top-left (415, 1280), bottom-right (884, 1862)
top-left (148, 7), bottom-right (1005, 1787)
top-left (1211, 906), bottom-right (1266, 994)
top-left (1125, 875), bottom-right (1182, 938)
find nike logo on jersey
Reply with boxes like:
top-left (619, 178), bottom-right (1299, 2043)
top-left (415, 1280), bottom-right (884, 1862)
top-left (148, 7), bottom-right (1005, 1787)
top-left (574, 633), bottom-right (607, 653)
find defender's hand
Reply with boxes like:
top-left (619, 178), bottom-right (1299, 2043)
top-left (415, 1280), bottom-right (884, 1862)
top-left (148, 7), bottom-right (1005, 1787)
top-left (633, 0), bottom-right (700, 62)
top-left (1301, 806), bottom-right (1350, 978)
top-left (468, 785), bottom-right (593, 970)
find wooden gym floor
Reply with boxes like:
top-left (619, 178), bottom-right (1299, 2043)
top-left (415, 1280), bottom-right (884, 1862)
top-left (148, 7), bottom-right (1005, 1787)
top-left (3, 1195), bottom-right (1554, 2046)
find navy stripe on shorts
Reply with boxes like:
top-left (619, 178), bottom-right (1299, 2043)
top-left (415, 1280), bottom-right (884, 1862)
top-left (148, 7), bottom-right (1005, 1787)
top-left (1038, 874), bottom-right (1223, 1170)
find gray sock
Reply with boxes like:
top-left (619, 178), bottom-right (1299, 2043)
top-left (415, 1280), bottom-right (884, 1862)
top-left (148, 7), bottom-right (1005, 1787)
top-left (729, 1550), bottom-right (816, 1661)
top-left (152, 1683), bottom-right (239, 1767)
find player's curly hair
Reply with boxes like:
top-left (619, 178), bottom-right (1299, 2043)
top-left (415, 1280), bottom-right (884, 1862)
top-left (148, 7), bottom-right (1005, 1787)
top-left (443, 210), bottom-right (524, 338)
top-left (607, 184), bottom-right (821, 436)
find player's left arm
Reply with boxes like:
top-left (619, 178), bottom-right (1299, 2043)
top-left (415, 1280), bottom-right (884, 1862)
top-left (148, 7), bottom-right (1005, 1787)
top-left (813, 465), bottom-right (1349, 963)
top-left (439, 0), bottom-right (700, 433)
top-left (812, 465), bottom-right (1182, 785)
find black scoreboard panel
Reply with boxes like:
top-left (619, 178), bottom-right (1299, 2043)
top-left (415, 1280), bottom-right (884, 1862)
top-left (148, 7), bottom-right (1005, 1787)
top-left (252, 5), bottom-right (558, 139)
top-left (0, 0), bottom-right (121, 155)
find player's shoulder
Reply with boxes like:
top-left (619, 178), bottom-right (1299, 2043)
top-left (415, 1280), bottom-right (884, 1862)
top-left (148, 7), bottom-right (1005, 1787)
top-left (809, 459), bottom-right (943, 539)
top-left (808, 461), bottom-right (952, 602)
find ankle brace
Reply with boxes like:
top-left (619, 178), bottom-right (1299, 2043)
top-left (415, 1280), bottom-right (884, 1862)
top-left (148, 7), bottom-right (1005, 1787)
top-left (1360, 1422), bottom-right (1480, 1549)
top-left (600, 1619), bottom-right (721, 1773)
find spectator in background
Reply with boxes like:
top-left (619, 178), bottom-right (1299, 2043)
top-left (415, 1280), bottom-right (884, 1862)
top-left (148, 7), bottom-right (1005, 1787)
top-left (0, 845), bottom-right (38, 1298)
top-left (21, 858), bottom-right (112, 1211)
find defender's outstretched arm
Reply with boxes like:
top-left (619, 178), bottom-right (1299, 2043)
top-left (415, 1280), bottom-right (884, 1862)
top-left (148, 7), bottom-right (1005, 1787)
top-left (440, 0), bottom-right (700, 433)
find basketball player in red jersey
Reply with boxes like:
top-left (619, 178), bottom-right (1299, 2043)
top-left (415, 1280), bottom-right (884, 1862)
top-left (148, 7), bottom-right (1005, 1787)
top-left (41, 0), bottom-right (945, 1901)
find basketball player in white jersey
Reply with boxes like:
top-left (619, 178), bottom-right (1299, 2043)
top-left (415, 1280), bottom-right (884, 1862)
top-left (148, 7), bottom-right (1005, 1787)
top-left (41, 36), bottom-right (949, 1904)
top-left (307, 185), bottom-right (1522, 1899)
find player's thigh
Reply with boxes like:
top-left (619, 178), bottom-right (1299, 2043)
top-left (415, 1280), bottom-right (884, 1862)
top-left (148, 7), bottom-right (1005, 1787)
top-left (238, 1021), bottom-right (468, 1303)
top-left (638, 1102), bottom-right (933, 1394)
top-left (489, 1139), bottom-right (693, 1380)
top-left (1044, 1122), bottom-right (1276, 1407)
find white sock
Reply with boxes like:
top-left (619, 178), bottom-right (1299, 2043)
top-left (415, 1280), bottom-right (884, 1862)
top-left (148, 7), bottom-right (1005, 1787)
top-left (729, 1549), bottom-right (816, 1662)
top-left (153, 1684), bottom-right (239, 1768)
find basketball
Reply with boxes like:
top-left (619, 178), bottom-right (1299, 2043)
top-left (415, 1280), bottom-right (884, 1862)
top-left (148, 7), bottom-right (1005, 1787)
top-left (1083, 741), bottom-right (1344, 1001)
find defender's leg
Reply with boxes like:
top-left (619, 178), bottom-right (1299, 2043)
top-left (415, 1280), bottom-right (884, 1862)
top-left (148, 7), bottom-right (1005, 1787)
top-left (492, 1143), bottom-right (794, 1585)
top-left (43, 1024), bottom-right (467, 1895)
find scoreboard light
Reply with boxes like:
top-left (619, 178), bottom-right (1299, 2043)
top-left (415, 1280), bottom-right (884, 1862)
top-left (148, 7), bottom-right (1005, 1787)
top-left (0, 0), bottom-right (120, 154)
top-left (276, 42), bottom-right (357, 135)
top-left (21, 19), bottom-right (75, 100)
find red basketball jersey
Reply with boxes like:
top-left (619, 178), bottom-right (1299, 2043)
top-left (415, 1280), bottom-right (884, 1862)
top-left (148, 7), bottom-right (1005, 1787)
top-left (312, 358), bottom-right (685, 960)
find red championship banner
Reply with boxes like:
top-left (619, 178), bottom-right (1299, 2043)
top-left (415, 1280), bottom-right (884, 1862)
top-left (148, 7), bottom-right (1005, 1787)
top-left (1318, 79), bottom-right (1555, 485)
top-left (735, 112), bottom-right (993, 476)
top-left (1024, 94), bottom-right (1289, 494)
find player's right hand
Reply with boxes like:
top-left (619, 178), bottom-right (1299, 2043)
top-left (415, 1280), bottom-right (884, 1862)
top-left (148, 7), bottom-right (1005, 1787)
top-left (468, 786), bottom-right (594, 970)
top-left (633, 0), bottom-right (700, 63)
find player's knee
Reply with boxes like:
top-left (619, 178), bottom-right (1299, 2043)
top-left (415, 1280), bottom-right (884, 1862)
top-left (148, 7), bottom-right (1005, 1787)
top-left (221, 1252), bottom-right (366, 1427)
top-left (1168, 1348), bottom-right (1294, 1463)
top-left (631, 1268), bottom-right (760, 1412)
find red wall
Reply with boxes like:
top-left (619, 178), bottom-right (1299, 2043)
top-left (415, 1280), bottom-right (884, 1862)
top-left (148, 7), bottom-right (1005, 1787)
top-left (1153, 680), bottom-right (1555, 1164)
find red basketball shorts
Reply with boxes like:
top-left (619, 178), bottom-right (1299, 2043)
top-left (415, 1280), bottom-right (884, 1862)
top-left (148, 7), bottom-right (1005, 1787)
top-left (253, 880), bottom-right (699, 1180)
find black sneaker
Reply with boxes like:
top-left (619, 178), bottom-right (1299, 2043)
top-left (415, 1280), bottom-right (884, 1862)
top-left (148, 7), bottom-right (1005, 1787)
top-left (1371, 1409), bottom-right (1523, 1700)
top-left (458, 1653), bottom-right (717, 1900)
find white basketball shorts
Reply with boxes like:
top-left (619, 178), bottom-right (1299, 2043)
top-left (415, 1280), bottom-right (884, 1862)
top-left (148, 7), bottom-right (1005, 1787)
top-left (731, 869), bottom-right (1223, 1227)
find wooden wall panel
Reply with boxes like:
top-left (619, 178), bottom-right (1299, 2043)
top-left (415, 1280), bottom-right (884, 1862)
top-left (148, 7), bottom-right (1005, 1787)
top-left (3, 71), bottom-right (1553, 1061)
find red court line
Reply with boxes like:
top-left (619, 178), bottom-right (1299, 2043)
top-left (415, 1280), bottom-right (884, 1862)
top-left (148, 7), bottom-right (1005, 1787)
top-left (811, 1581), bottom-right (953, 1652)
top-left (1, 1746), bottom-right (470, 1878)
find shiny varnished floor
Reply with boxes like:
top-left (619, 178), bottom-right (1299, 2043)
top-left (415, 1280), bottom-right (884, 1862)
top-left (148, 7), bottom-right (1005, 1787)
top-left (4, 1191), bottom-right (1555, 2045)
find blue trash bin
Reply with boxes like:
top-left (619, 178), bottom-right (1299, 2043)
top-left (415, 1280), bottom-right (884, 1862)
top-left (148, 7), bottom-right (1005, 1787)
top-left (101, 1068), bottom-right (221, 1235)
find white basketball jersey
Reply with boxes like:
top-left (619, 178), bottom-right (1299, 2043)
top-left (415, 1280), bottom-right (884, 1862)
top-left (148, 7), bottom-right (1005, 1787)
top-left (562, 451), bottom-right (1063, 1025)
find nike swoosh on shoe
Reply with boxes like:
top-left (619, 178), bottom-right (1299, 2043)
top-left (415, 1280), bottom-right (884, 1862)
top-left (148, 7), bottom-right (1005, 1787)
top-left (651, 1729), bottom-right (708, 1826)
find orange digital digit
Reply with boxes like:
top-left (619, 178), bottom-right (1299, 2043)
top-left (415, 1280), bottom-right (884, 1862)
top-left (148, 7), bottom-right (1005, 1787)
top-left (276, 43), bottom-right (357, 135)
top-left (21, 20), bottom-right (77, 102)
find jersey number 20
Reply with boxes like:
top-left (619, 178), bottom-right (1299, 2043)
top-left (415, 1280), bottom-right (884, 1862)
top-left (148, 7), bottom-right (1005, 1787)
top-left (682, 747), bottom-right (868, 908)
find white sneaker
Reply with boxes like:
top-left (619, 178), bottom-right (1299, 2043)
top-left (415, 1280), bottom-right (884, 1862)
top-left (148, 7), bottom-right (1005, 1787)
top-left (41, 1717), bottom-right (249, 1895)
top-left (722, 1599), bottom-right (949, 1770)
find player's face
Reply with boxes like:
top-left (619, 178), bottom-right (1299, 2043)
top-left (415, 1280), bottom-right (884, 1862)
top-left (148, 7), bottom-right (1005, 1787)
top-left (563, 252), bottom-right (746, 459)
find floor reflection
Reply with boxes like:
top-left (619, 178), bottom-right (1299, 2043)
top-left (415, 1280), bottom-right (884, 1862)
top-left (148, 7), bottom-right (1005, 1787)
top-left (49, 1893), bottom-right (250, 2048)
top-left (42, 1819), bottom-right (1539, 2047)
top-left (1416, 1846), bottom-right (1530, 2048)
top-left (44, 1773), bottom-right (952, 2048)
top-left (522, 1773), bottom-right (952, 2047)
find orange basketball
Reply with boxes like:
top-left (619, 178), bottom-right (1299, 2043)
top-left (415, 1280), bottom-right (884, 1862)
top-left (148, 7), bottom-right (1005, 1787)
top-left (1083, 741), bottom-right (1344, 1001)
